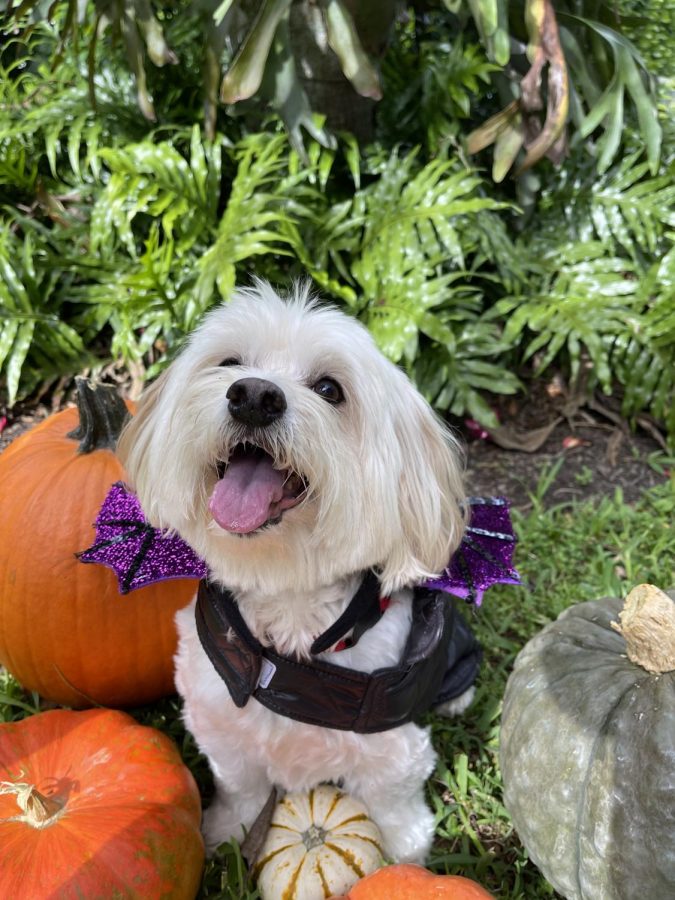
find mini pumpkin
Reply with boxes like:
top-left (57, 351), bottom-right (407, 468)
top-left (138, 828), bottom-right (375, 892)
top-left (0, 380), bottom-right (198, 707)
top-left (500, 584), bottom-right (675, 900)
top-left (331, 863), bottom-right (495, 898)
top-left (254, 784), bottom-right (384, 900)
top-left (0, 707), bottom-right (204, 898)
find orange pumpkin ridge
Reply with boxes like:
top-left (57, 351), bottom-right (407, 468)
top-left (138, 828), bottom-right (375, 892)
top-left (0, 380), bottom-right (198, 708)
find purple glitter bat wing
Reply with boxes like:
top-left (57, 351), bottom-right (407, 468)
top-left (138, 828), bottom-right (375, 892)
top-left (78, 482), bottom-right (207, 594)
top-left (425, 496), bottom-right (521, 605)
top-left (81, 486), bottom-right (519, 602)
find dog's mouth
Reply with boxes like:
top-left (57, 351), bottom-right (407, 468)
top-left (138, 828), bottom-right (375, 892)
top-left (209, 442), bottom-right (307, 534)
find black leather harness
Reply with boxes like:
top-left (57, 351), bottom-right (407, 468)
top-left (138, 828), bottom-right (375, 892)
top-left (195, 575), bottom-right (482, 734)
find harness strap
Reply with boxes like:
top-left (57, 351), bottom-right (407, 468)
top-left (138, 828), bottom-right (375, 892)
top-left (309, 570), bottom-right (382, 654)
top-left (195, 578), bottom-right (460, 733)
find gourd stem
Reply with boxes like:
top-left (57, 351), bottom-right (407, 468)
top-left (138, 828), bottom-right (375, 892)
top-left (302, 824), bottom-right (328, 851)
top-left (0, 782), bottom-right (64, 827)
top-left (611, 584), bottom-right (675, 674)
top-left (66, 377), bottom-right (129, 454)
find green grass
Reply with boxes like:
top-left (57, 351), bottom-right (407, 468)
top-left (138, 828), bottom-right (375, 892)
top-left (2, 471), bottom-right (674, 899)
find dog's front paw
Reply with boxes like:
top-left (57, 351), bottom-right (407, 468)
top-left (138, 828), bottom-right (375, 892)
top-left (202, 797), bottom-right (250, 855)
top-left (375, 800), bottom-right (436, 864)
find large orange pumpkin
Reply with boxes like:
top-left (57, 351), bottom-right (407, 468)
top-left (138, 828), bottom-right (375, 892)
top-left (331, 863), bottom-right (495, 899)
top-left (0, 708), bottom-right (204, 898)
top-left (0, 380), bottom-right (198, 707)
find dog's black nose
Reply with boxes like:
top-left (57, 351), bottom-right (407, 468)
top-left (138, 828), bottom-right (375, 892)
top-left (226, 377), bottom-right (287, 427)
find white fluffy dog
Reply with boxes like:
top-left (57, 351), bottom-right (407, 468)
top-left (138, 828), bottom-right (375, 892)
top-left (117, 281), bottom-right (468, 864)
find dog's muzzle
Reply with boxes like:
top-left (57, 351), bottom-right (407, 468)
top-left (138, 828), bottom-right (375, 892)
top-left (210, 440), bottom-right (307, 535)
top-left (227, 377), bottom-right (286, 428)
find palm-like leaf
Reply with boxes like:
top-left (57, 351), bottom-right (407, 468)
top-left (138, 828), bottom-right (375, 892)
top-left (533, 150), bottom-right (675, 258)
top-left (0, 231), bottom-right (89, 403)
top-left (294, 147), bottom-right (519, 417)
top-left (91, 125), bottom-right (220, 257)
top-left (379, 31), bottom-right (497, 154)
top-left (611, 240), bottom-right (675, 437)
top-left (585, 153), bottom-right (675, 256)
top-left (197, 131), bottom-right (316, 301)
top-left (498, 242), bottom-right (641, 389)
top-left (414, 320), bottom-right (520, 424)
top-left (0, 25), bottom-right (145, 184)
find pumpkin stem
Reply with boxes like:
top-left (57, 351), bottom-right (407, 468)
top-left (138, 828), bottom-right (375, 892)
top-left (66, 377), bottom-right (129, 454)
top-left (0, 781), bottom-right (64, 827)
top-left (611, 584), bottom-right (675, 674)
top-left (301, 823), bottom-right (328, 851)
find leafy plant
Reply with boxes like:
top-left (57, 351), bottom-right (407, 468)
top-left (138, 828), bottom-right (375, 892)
top-left (0, 5), bottom-right (673, 450)
top-left (497, 241), bottom-right (641, 388)
top-left (1, 8), bottom-right (529, 420)
top-left (496, 144), bottom-right (675, 445)
top-left (197, 132), bottom-right (314, 303)
top-left (613, 240), bottom-right (675, 439)
top-left (0, 26), bottom-right (145, 185)
top-left (560, 13), bottom-right (661, 173)
top-left (287, 147), bottom-right (522, 421)
top-left (60, 127), bottom-right (316, 371)
top-left (76, 127), bottom-right (523, 421)
top-left (0, 230), bottom-right (92, 404)
top-left (456, 0), bottom-right (662, 178)
top-left (4, 1), bottom-right (663, 178)
top-left (378, 28), bottom-right (498, 155)
top-left (617, 0), bottom-right (675, 80)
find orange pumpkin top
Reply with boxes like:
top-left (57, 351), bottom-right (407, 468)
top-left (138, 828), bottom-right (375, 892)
top-left (332, 863), bottom-right (495, 899)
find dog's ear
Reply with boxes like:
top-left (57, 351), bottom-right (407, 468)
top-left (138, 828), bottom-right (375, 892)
top-left (116, 369), bottom-right (170, 515)
top-left (380, 387), bottom-right (467, 592)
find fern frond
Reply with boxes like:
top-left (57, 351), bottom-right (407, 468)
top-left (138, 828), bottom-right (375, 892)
top-left (198, 132), bottom-right (317, 302)
top-left (308, 149), bottom-right (508, 298)
top-left (0, 25), bottom-right (142, 182)
top-left (414, 320), bottom-right (520, 425)
top-left (0, 229), bottom-right (89, 404)
top-left (358, 151), bottom-right (506, 267)
top-left (499, 241), bottom-right (641, 389)
top-left (585, 151), bottom-right (675, 256)
top-left (532, 148), bottom-right (675, 260)
top-left (644, 238), bottom-right (675, 349)
top-left (379, 25), bottom-right (497, 153)
top-left (289, 145), bottom-right (522, 427)
top-left (92, 125), bottom-right (221, 257)
top-left (608, 239), bottom-right (675, 444)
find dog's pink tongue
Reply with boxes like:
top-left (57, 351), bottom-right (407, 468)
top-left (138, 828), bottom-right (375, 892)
top-left (209, 455), bottom-right (285, 533)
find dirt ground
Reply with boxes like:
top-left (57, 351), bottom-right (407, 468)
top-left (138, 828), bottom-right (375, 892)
top-left (461, 382), bottom-right (669, 510)
top-left (1, 377), bottom-right (670, 507)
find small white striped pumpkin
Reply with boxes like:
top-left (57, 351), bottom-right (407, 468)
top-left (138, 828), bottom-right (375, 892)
top-left (255, 784), bottom-right (384, 900)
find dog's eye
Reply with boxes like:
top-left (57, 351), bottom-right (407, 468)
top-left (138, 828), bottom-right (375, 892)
top-left (312, 377), bottom-right (344, 404)
top-left (219, 357), bottom-right (241, 367)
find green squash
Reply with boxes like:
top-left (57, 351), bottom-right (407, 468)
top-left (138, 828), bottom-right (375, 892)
top-left (500, 584), bottom-right (675, 900)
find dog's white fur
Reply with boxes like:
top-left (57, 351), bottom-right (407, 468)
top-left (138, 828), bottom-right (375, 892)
top-left (118, 281), bottom-right (468, 863)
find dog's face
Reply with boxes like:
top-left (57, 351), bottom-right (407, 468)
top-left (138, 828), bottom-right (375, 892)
top-left (117, 282), bottom-right (466, 593)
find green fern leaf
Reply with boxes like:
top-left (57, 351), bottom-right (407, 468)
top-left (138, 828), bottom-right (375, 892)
top-left (198, 133), bottom-right (315, 302)
top-left (500, 242), bottom-right (641, 388)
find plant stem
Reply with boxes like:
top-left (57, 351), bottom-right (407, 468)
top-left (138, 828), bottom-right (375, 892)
top-left (0, 782), bottom-right (64, 827)
top-left (611, 583), bottom-right (675, 674)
